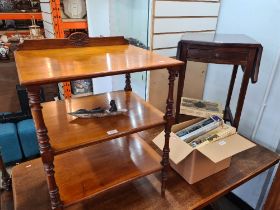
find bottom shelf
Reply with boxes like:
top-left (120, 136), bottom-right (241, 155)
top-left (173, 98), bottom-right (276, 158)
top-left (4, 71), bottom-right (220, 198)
top-left (12, 134), bottom-right (162, 209)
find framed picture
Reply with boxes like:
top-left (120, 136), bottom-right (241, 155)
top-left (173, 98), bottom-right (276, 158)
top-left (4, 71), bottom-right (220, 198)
top-left (71, 79), bottom-right (93, 97)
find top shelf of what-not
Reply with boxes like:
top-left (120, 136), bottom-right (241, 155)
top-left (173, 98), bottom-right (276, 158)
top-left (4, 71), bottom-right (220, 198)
top-left (14, 36), bottom-right (183, 86)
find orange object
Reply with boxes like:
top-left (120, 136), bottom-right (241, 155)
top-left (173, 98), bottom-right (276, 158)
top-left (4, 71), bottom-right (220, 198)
top-left (50, 0), bottom-right (64, 38)
top-left (51, 0), bottom-right (71, 97)
top-left (62, 20), bottom-right (88, 29)
top-left (62, 82), bottom-right (72, 98)
top-left (0, 12), bottom-right (42, 20)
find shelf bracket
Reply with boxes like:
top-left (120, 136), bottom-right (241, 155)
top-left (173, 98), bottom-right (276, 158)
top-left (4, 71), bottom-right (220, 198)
top-left (124, 73), bottom-right (133, 91)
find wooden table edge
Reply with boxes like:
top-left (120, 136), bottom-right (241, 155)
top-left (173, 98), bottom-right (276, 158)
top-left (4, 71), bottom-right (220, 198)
top-left (191, 157), bottom-right (280, 210)
top-left (17, 63), bottom-right (184, 86)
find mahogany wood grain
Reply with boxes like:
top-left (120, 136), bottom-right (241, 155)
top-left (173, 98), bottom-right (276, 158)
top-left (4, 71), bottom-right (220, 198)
top-left (263, 165), bottom-right (280, 210)
top-left (41, 90), bottom-right (165, 154)
top-left (12, 133), bottom-right (162, 208)
top-left (15, 45), bottom-right (183, 86)
top-left (11, 127), bottom-right (279, 210)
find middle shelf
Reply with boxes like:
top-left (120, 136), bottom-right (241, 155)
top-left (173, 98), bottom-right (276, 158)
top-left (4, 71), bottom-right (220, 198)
top-left (42, 90), bottom-right (165, 154)
top-left (12, 133), bottom-right (162, 208)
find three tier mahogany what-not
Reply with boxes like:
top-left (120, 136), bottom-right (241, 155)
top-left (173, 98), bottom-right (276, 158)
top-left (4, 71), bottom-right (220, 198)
top-left (12, 32), bottom-right (183, 210)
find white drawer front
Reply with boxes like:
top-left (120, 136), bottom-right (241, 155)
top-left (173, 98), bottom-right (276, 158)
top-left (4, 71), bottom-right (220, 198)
top-left (155, 1), bottom-right (220, 17)
top-left (153, 48), bottom-right (177, 57)
top-left (153, 31), bottom-right (215, 49)
top-left (154, 17), bottom-right (218, 33)
top-left (153, 33), bottom-right (184, 49)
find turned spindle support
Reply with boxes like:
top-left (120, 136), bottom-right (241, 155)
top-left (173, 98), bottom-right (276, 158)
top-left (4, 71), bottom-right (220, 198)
top-left (161, 68), bottom-right (177, 197)
top-left (27, 86), bottom-right (63, 210)
top-left (124, 73), bottom-right (132, 91)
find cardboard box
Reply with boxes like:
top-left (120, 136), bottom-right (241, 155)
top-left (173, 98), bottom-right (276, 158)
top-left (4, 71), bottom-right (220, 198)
top-left (153, 119), bottom-right (256, 184)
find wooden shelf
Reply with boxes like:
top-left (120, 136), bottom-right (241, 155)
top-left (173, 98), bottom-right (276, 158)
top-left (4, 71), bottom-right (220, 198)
top-left (12, 133), bottom-right (162, 208)
top-left (0, 13), bottom-right (42, 20)
top-left (42, 90), bottom-right (165, 154)
top-left (62, 19), bottom-right (88, 29)
top-left (15, 44), bottom-right (183, 86)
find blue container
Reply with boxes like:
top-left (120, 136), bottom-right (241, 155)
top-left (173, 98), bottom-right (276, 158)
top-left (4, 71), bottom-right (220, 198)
top-left (0, 122), bottom-right (23, 163)
top-left (17, 119), bottom-right (39, 158)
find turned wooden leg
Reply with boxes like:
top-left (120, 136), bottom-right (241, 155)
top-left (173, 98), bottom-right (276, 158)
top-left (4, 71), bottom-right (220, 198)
top-left (161, 68), bottom-right (177, 197)
top-left (0, 150), bottom-right (11, 191)
top-left (175, 65), bottom-right (186, 123)
top-left (124, 73), bottom-right (132, 91)
top-left (27, 86), bottom-right (63, 210)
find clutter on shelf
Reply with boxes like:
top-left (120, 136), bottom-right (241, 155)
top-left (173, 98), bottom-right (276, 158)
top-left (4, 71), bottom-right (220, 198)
top-left (68, 100), bottom-right (128, 118)
top-left (0, 0), bottom-right (40, 13)
top-left (0, 17), bottom-right (44, 61)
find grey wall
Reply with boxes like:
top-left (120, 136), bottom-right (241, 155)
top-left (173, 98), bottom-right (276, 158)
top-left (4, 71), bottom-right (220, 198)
top-left (203, 0), bottom-right (280, 208)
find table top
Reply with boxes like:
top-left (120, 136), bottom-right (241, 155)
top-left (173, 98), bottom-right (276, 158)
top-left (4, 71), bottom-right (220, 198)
top-left (15, 44), bottom-right (183, 86)
top-left (181, 33), bottom-right (260, 46)
top-left (11, 126), bottom-right (279, 210)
